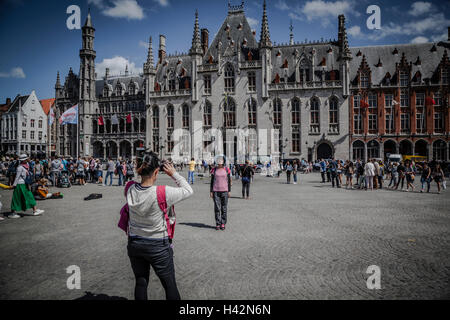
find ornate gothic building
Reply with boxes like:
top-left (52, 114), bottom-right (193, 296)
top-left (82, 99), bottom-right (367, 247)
top-left (53, 1), bottom-right (449, 162)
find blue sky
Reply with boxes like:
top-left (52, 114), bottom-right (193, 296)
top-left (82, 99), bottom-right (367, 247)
top-left (0, 0), bottom-right (449, 102)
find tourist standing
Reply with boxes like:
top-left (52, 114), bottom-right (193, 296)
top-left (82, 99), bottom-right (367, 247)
top-left (126, 152), bottom-right (193, 300)
top-left (105, 158), bottom-right (115, 186)
top-left (293, 160), bottom-right (298, 185)
top-left (50, 156), bottom-right (62, 187)
top-left (210, 156), bottom-right (231, 231)
top-left (345, 161), bottom-right (354, 189)
top-left (364, 159), bottom-right (375, 191)
top-left (188, 158), bottom-right (196, 185)
top-left (405, 161), bottom-right (416, 192)
top-left (319, 159), bottom-right (326, 183)
top-left (394, 162), bottom-right (406, 191)
top-left (432, 163), bottom-right (444, 194)
top-left (330, 159), bottom-right (340, 188)
top-left (285, 161), bottom-right (293, 184)
top-left (241, 160), bottom-right (254, 199)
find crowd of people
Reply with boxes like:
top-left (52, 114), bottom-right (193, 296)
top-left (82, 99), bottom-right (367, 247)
top-left (316, 158), bottom-right (447, 194)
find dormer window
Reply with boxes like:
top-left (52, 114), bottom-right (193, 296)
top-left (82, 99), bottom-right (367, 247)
top-left (442, 69), bottom-right (449, 85)
top-left (360, 73), bottom-right (369, 88)
top-left (399, 71), bottom-right (409, 86)
top-left (115, 85), bottom-right (122, 96)
top-left (103, 87), bottom-right (109, 97)
top-left (128, 84), bottom-right (136, 95)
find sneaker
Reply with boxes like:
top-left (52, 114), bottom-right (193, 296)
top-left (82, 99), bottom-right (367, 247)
top-left (221, 224), bottom-right (225, 231)
top-left (216, 225), bottom-right (220, 231)
top-left (0, 216), bottom-right (4, 221)
top-left (32, 209), bottom-right (44, 216)
top-left (9, 214), bottom-right (21, 219)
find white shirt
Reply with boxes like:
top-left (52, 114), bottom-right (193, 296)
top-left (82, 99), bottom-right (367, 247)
top-left (364, 162), bottom-right (375, 177)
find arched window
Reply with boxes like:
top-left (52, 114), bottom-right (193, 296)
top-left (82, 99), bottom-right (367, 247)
top-left (367, 140), bottom-right (380, 159)
top-left (103, 87), bottom-right (109, 97)
top-left (152, 106), bottom-right (159, 129)
top-left (299, 59), bottom-right (310, 83)
top-left (182, 104), bottom-right (190, 129)
top-left (106, 119), bottom-right (111, 134)
top-left (310, 98), bottom-right (320, 133)
top-left (140, 118), bottom-right (146, 132)
top-left (92, 119), bottom-right (98, 134)
top-left (203, 101), bottom-right (212, 127)
top-left (106, 104), bottom-right (110, 113)
top-left (167, 105), bottom-right (174, 129)
top-left (273, 98), bottom-right (282, 127)
top-left (115, 85), bottom-right (122, 96)
top-left (433, 140), bottom-right (447, 161)
top-left (352, 140), bottom-right (365, 161)
top-left (329, 97), bottom-right (339, 133)
top-left (133, 118), bottom-right (139, 132)
top-left (128, 83), bottom-right (136, 95)
top-left (224, 64), bottom-right (235, 93)
top-left (248, 98), bottom-right (257, 127)
top-left (291, 98), bottom-right (300, 125)
top-left (224, 98), bottom-right (236, 128)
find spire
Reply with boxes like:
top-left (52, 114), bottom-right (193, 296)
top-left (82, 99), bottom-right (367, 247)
top-left (147, 36), bottom-right (154, 66)
top-left (84, 8), bottom-right (93, 28)
top-left (190, 10), bottom-right (203, 55)
top-left (289, 20), bottom-right (294, 45)
top-left (260, 0), bottom-right (272, 48)
top-left (125, 65), bottom-right (129, 76)
top-left (338, 15), bottom-right (351, 60)
top-left (55, 71), bottom-right (61, 88)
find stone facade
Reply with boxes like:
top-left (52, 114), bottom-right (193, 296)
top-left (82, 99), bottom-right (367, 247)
top-left (53, 1), bottom-right (449, 162)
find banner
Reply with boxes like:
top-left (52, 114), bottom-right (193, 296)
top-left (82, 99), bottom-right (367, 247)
top-left (111, 114), bottom-right (119, 125)
top-left (48, 108), bottom-right (55, 126)
top-left (59, 104), bottom-right (78, 125)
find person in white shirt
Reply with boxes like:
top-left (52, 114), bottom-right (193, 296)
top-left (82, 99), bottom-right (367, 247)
top-left (364, 159), bottom-right (376, 191)
top-left (126, 152), bottom-right (193, 300)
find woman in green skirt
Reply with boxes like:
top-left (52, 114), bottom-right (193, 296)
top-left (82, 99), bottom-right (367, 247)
top-left (9, 154), bottom-right (44, 219)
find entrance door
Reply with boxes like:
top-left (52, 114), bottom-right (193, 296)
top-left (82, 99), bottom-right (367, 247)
top-left (317, 143), bottom-right (333, 160)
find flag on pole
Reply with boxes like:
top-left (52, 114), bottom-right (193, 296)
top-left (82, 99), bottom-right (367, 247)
top-left (392, 100), bottom-right (399, 105)
top-left (360, 100), bottom-right (369, 109)
top-left (425, 97), bottom-right (436, 106)
top-left (98, 116), bottom-right (104, 126)
top-left (126, 113), bottom-right (132, 124)
top-left (111, 114), bottom-right (119, 125)
top-left (59, 104), bottom-right (78, 125)
top-left (48, 108), bottom-right (55, 126)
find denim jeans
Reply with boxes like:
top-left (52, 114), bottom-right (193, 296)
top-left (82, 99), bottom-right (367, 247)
top-left (127, 237), bottom-right (180, 300)
top-left (213, 191), bottom-right (228, 226)
top-left (105, 171), bottom-right (114, 186)
top-left (188, 171), bottom-right (195, 184)
top-left (421, 177), bottom-right (431, 192)
top-left (242, 181), bottom-right (250, 198)
top-left (118, 172), bottom-right (124, 186)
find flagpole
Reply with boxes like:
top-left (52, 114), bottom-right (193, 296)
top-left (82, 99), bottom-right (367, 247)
top-left (76, 107), bottom-right (79, 158)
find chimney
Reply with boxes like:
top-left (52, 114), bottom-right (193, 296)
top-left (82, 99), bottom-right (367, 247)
top-left (201, 28), bottom-right (209, 55)
top-left (448, 26), bottom-right (450, 41)
top-left (159, 35), bottom-right (166, 64)
top-left (6, 98), bottom-right (11, 105)
top-left (105, 68), bottom-right (110, 80)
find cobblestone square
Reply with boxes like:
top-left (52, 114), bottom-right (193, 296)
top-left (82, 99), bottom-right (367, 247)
top-left (0, 172), bottom-right (449, 300)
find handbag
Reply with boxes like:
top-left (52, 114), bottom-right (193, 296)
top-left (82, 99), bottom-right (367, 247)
top-left (118, 181), bottom-right (137, 234)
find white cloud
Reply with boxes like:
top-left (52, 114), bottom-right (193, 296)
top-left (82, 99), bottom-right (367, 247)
top-left (431, 31), bottom-right (448, 42)
top-left (154, 0), bottom-right (169, 6)
top-left (276, 0), bottom-right (289, 11)
top-left (0, 67), bottom-right (26, 79)
top-left (286, 0), bottom-right (357, 27)
top-left (88, 0), bottom-right (145, 20)
top-left (368, 13), bottom-right (450, 41)
top-left (96, 56), bottom-right (142, 78)
top-left (302, 0), bottom-right (357, 25)
top-left (247, 17), bottom-right (259, 28)
top-left (347, 25), bottom-right (361, 37)
top-left (138, 40), bottom-right (149, 49)
top-left (409, 1), bottom-right (433, 16)
top-left (410, 36), bottom-right (429, 44)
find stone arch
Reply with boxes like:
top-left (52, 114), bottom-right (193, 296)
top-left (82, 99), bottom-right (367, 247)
top-left (383, 139), bottom-right (397, 159)
top-left (119, 140), bottom-right (132, 160)
top-left (433, 139), bottom-right (447, 161)
top-left (414, 139), bottom-right (428, 158)
top-left (92, 141), bottom-right (104, 159)
top-left (367, 139), bottom-right (380, 159)
top-left (105, 141), bottom-right (118, 159)
top-left (399, 139), bottom-right (413, 156)
top-left (352, 140), bottom-right (365, 161)
top-left (316, 140), bottom-right (334, 160)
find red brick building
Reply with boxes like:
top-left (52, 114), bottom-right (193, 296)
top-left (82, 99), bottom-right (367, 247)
top-left (349, 39), bottom-right (450, 162)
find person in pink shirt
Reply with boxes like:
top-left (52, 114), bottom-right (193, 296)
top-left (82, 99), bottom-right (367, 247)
top-left (210, 156), bottom-right (232, 231)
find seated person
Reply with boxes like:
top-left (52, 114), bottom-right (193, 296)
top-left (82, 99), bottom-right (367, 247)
top-left (34, 178), bottom-right (63, 199)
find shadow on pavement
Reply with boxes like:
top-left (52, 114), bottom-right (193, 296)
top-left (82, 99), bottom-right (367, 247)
top-left (75, 291), bottom-right (128, 300)
top-left (178, 222), bottom-right (216, 230)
